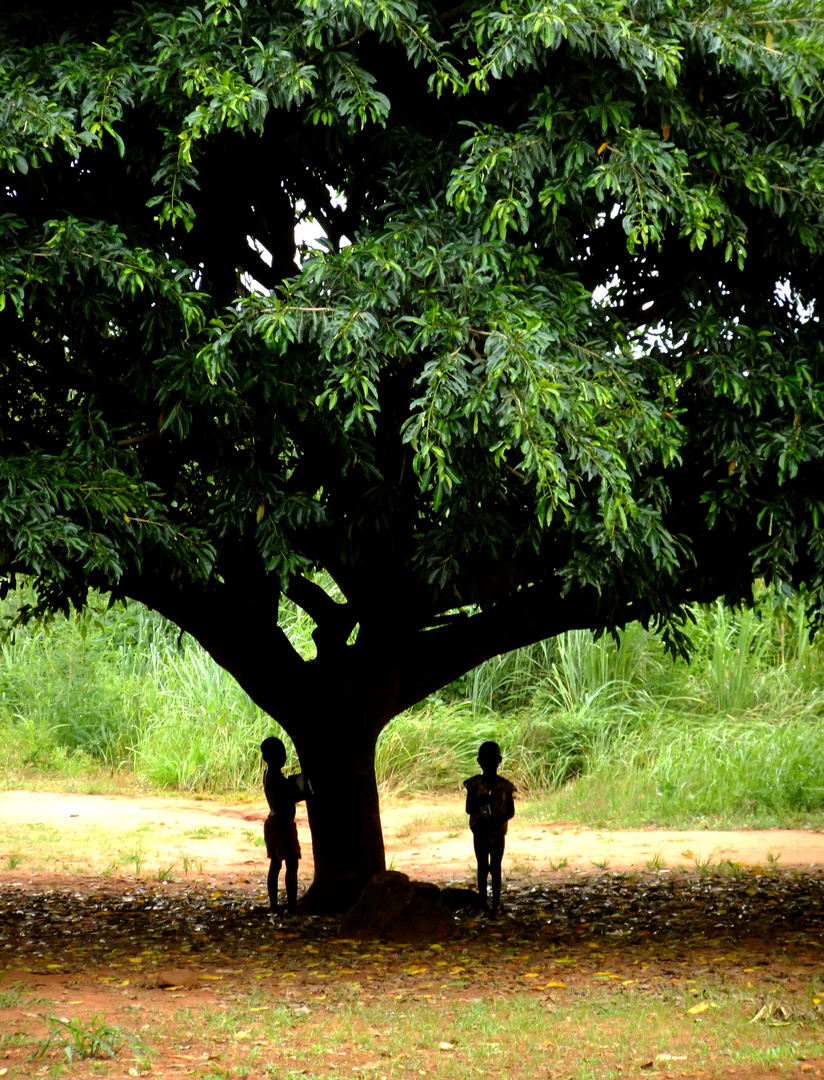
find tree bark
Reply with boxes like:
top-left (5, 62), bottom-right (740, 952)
top-left (291, 724), bottom-right (386, 912)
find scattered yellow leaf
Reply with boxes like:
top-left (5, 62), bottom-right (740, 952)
top-left (662, 123), bottom-right (671, 139)
top-left (546, 981), bottom-right (567, 988)
top-left (688, 1001), bottom-right (710, 1015)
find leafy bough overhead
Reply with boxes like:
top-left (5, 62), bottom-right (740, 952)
top-left (202, 207), bottom-right (687, 612)
top-left (2, 0), bottom-right (824, 905)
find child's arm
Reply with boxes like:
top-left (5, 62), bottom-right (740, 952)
top-left (288, 773), bottom-right (311, 803)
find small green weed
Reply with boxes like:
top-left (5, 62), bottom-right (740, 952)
top-left (646, 851), bottom-right (666, 871)
top-left (4, 852), bottom-right (22, 870)
top-left (510, 862), bottom-right (534, 876)
top-left (719, 859), bottom-right (749, 879)
top-left (184, 826), bottom-right (230, 840)
top-left (0, 984), bottom-right (26, 1008)
top-left (121, 849), bottom-right (144, 876)
top-left (29, 1014), bottom-right (145, 1065)
top-left (680, 848), bottom-right (724, 875)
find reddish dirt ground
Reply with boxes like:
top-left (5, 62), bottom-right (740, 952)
top-left (1, 793), bottom-right (824, 1080)
top-left (1, 790), bottom-right (822, 893)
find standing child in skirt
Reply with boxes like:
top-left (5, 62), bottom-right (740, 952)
top-left (261, 736), bottom-right (309, 913)
top-left (463, 741), bottom-right (516, 915)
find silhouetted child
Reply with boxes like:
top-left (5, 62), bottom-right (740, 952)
top-left (463, 741), bottom-right (515, 915)
top-left (261, 736), bottom-right (309, 913)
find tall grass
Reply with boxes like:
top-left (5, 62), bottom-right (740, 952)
top-left (0, 590), bottom-right (300, 792)
top-left (2, 583), bottom-right (824, 826)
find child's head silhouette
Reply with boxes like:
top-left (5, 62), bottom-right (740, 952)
top-left (261, 736), bottom-right (287, 769)
top-left (477, 740), bottom-right (502, 769)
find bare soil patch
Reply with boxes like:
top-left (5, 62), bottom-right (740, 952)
top-left (1, 789), bottom-right (822, 894)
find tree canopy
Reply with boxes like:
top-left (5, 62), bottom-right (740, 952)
top-left (3, 0), bottom-right (824, 905)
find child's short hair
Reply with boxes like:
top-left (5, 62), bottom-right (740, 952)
top-left (477, 740), bottom-right (502, 766)
top-left (261, 736), bottom-right (287, 768)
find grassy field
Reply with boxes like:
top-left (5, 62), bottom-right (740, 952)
top-left (2, 582), bottom-right (824, 829)
top-left (6, 982), bottom-right (823, 1080)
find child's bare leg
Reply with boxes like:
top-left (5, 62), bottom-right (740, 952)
top-left (267, 858), bottom-right (282, 911)
top-left (473, 835), bottom-right (490, 910)
top-left (489, 836), bottom-right (506, 914)
top-left (285, 858), bottom-right (299, 912)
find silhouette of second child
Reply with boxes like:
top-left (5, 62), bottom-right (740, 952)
top-left (260, 736), bottom-right (309, 913)
top-left (463, 741), bottom-right (515, 915)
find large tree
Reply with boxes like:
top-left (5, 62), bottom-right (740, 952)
top-left (2, 0), bottom-right (824, 908)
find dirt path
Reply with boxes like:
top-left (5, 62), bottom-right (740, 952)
top-left (1, 790), bottom-right (822, 894)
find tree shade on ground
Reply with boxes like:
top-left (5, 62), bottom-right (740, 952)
top-left (2, 0), bottom-right (824, 907)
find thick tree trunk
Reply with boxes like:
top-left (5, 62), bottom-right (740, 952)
top-left (291, 725), bottom-right (386, 912)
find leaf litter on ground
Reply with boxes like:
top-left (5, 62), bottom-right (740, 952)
top-left (2, 871), bottom-right (824, 1076)
top-left (1, 871), bottom-right (823, 999)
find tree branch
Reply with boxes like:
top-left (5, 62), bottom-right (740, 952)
top-left (286, 574), bottom-right (359, 654)
top-left (116, 569), bottom-right (308, 721)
